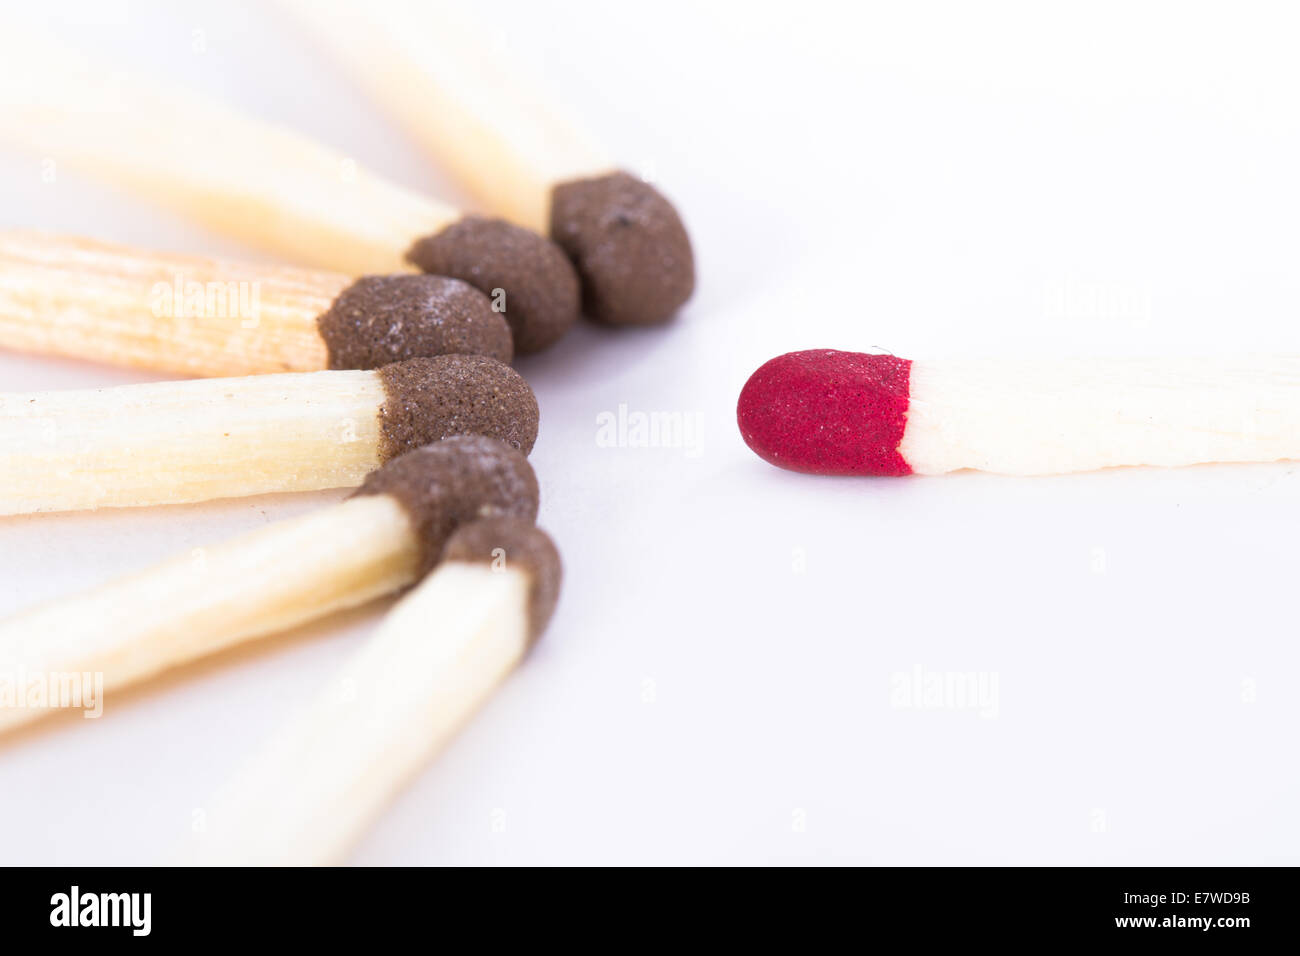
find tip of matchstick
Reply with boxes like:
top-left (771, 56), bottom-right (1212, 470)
top-left (407, 217), bottom-right (580, 354)
top-left (550, 171), bottom-right (694, 327)
top-left (319, 274), bottom-right (514, 368)
top-left (442, 518), bottom-right (561, 647)
top-left (737, 349), bottom-right (914, 476)
top-left (377, 355), bottom-right (540, 460)
top-left (356, 436), bottom-right (540, 577)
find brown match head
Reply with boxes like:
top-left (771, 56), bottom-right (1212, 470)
top-left (376, 354), bottom-right (539, 461)
top-left (406, 217), bottom-right (580, 354)
top-left (550, 171), bottom-right (694, 326)
top-left (355, 435), bottom-right (540, 577)
top-left (442, 517), bottom-right (562, 648)
top-left (318, 274), bottom-right (513, 369)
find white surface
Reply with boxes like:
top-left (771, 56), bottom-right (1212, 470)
top-left (0, 0), bottom-right (1297, 865)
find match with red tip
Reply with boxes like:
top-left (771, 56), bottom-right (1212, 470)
top-left (740, 349), bottom-right (1300, 477)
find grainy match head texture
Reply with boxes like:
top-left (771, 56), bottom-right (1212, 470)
top-left (355, 435), bottom-right (540, 576)
top-left (318, 274), bottom-right (513, 369)
top-left (549, 171), bottom-right (694, 326)
top-left (376, 355), bottom-right (539, 461)
top-left (737, 349), bottom-right (914, 476)
top-left (442, 517), bottom-right (562, 647)
top-left (406, 216), bottom-right (580, 354)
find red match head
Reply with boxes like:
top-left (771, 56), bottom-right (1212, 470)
top-left (737, 349), bottom-right (913, 476)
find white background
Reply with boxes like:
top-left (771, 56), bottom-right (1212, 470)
top-left (1, 0), bottom-right (1298, 865)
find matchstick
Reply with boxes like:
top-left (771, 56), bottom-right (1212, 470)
top-left (738, 349), bottom-right (1300, 476)
top-left (0, 231), bottom-right (512, 376)
top-left (186, 517), bottom-right (560, 865)
top-left (278, 0), bottom-right (696, 327)
top-left (0, 437), bottom-right (539, 735)
top-left (0, 354), bottom-right (537, 514)
top-left (0, 36), bottom-right (579, 354)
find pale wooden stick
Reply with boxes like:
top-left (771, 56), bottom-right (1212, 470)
top-left (185, 519), bottom-right (558, 866)
top-left (279, 0), bottom-right (612, 234)
top-left (190, 563), bottom-right (529, 865)
top-left (0, 495), bottom-right (415, 734)
top-left (0, 33), bottom-right (457, 275)
top-left (0, 369), bottom-right (379, 513)
top-left (0, 231), bottom-right (512, 377)
top-left (0, 354), bottom-right (537, 514)
top-left (0, 439), bottom-right (540, 736)
top-left (0, 231), bottom-right (338, 375)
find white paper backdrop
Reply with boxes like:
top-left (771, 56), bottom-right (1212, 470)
top-left (1, 0), bottom-right (1297, 865)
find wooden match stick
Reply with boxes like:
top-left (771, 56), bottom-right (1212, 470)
top-left (0, 354), bottom-right (537, 514)
top-left (739, 349), bottom-right (1300, 476)
top-left (0, 231), bottom-right (513, 376)
top-left (281, 0), bottom-right (696, 327)
top-left (0, 36), bottom-right (579, 354)
top-left (0, 437), bottom-right (539, 735)
top-left (186, 517), bottom-right (560, 865)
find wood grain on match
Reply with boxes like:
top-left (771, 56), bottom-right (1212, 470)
top-left (0, 231), bottom-right (340, 376)
top-left (0, 231), bottom-right (515, 376)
